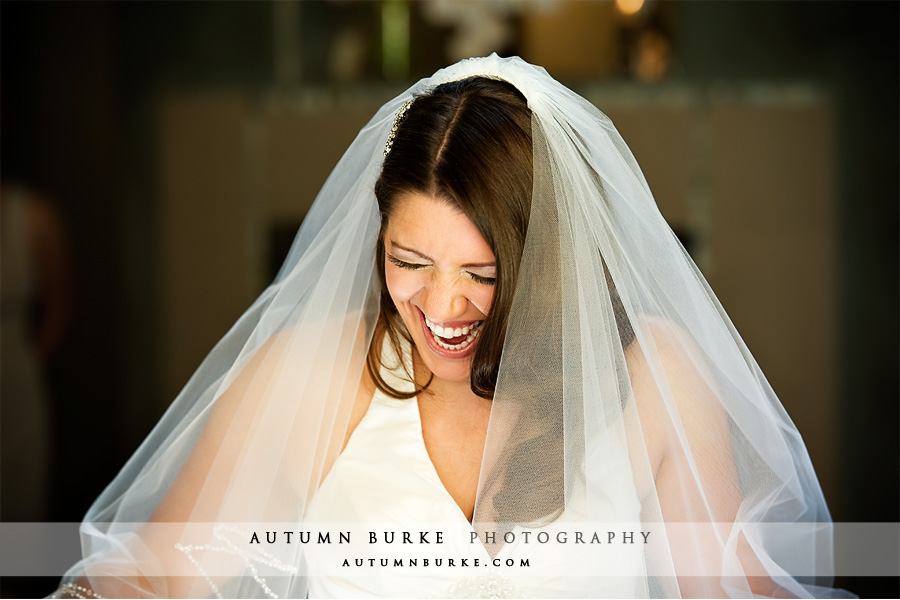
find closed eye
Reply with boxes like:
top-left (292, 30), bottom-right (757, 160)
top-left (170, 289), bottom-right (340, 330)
top-left (388, 254), bottom-right (428, 271)
top-left (389, 254), bottom-right (495, 285)
top-left (468, 272), bottom-right (496, 286)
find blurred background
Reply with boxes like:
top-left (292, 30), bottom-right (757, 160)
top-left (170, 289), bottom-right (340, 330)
top-left (1, 0), bottom-right (896, 597)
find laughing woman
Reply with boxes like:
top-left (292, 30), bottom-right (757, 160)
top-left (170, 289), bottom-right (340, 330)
top-left (54, 55), bottom-right (844, 599)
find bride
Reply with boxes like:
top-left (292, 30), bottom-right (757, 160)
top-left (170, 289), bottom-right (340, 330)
top-left (54, 55), bottom-right (842, 599)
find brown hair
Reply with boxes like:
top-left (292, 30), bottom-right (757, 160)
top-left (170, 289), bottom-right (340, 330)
top-left (367, 77), bottom-right (533, 399)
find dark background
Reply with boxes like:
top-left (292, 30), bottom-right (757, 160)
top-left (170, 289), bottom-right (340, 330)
top-left (1, 1), bottom-right (896, 597)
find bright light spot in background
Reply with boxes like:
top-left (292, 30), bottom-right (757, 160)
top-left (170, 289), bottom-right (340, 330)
top-left (382, 0), bottom-right (410, 80)
top-left (615, 0), bottom-right (645, 16)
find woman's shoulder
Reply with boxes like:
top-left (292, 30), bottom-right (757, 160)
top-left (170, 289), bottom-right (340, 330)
top-left (623, 314), bottom-right (710, 394)
top-left (622, 314), bottom-right (723, 479)
top-left (342, 354), bottom-right (377, 452)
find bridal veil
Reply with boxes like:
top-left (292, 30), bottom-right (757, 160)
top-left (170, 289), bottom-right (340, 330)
top-left (56, 55), bottom-right (838, 598)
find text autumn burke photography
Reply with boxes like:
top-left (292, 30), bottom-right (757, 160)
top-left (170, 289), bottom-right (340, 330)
top-left (246, 528), bottom-right (653, 570)
top-left (248, 529), bottom-right (652, 546)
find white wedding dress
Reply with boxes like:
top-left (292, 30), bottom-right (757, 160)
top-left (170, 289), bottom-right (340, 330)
top-left (305, 340), bottom-right (648, 598)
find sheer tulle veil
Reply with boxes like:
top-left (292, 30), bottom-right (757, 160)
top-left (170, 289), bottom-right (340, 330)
top-left (55, 55), bottom-right (842, 598)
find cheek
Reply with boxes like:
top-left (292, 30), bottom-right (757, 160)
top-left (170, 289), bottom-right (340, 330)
top-left (384, 267), bottom-right (420, 305)
top-left (474, 287), bottom-right (495, 316)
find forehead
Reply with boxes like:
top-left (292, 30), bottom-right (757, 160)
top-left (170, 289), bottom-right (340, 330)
top-left (385, 192), bottom-right (495, 262)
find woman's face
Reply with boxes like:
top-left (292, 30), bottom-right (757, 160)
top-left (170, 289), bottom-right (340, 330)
top-left (383, 192), bottom-right (496, 385)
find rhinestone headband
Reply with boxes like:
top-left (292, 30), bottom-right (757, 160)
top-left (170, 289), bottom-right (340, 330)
top-left (383, 100), bottom-right (413, 157)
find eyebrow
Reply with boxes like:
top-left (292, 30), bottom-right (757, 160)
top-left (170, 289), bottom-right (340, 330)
top-left (390, 242), bottom-right (496, 269)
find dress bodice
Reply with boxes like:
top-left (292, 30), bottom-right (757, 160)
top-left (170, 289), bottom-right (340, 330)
top-left (304, 342), bottom-right (646, 598)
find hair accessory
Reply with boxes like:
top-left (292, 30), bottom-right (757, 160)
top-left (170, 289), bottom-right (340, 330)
top-left (383, 100), bottom-right (413, 157)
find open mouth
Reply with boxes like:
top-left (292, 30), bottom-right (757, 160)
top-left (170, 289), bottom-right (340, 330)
top-left (422, 313), bottom-right (484, 351)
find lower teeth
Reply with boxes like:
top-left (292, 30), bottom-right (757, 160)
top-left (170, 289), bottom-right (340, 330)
top-left (431, 325), bottom-right (481, 350)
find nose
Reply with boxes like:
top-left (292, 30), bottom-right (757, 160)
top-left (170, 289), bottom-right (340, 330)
top-left (418, 274), bottom-right (468, 323)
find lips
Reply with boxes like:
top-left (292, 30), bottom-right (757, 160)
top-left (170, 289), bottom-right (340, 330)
top-left (417, 308), bottom-right (483, 358)
top-left (424, 315), bottom-right (483, 347)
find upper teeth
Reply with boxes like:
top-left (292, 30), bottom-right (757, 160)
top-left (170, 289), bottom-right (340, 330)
top-left (425, 316), bottom-right (481, 338)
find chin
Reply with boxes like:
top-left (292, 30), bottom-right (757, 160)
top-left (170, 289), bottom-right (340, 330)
top-left (411, 332), bottom-right (476, 384)
top-left (425, 357), bottom-right (475, 385)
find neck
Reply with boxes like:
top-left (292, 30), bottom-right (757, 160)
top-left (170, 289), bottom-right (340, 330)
top-left (413, 353), bottom-right (488, 408)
